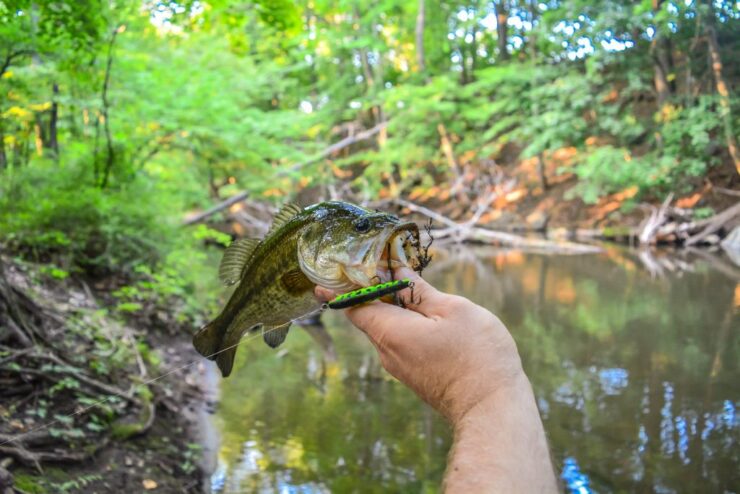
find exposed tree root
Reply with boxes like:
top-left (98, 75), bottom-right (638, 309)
top-left (0, 256), bottom-right (155, 473)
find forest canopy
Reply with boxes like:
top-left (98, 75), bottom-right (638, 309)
top-left (0, 0), bottom-right (738, 274)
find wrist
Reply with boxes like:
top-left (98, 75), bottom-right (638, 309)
top-left (448, 370), bottom-right (531, 430)
top-left (443, 373), bottom-right (558, 493)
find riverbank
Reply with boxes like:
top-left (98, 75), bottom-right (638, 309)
top-left (387, 152), bottom-right (740, 248)
top-left (193, 149), bottom-right (739, 253)
top-left (0, 255), bottom-right (211, 494)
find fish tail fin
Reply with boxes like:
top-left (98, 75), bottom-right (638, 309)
top-left (193, 316), bottom-right (226, 360)
top-left (193, 316), bottom-right (250, 378)
top-left (215, 344), bottom-right (238, 378)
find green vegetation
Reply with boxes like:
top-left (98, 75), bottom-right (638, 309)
top-left (0, 0), bottom-right (737, 490)
top-left (1, 1), bottom-right (737, 254)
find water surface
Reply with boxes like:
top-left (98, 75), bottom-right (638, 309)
top-left (209, 247), bottom-right (739, 493)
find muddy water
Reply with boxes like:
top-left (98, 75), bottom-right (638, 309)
top-left (207, 247), bottom-right (739, 493)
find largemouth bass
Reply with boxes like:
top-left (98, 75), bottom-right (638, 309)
top-left (193, 201), bottom-right (421, 377)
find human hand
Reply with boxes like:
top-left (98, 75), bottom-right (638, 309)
top-left (315, 267), bottom-right (526, 425)
top-left (316, 267), bottom-right (557, 492)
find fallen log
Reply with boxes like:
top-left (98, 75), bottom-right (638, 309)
top-left (639, 194), bottom-right (673, 245)
top-left (395, 199), bottom-right (602, 254)
top-left (684, 201), bottom-right (740, 246)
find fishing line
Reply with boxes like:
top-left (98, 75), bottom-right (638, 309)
top-left (0, 306), bottom-right (325, 448)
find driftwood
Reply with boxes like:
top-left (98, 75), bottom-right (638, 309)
top-left (395, 199), bottom-right (602, 254)
top-left (685, 201), bottom-right (740, 246)
top-left (184, 122), bottom-right (387, 226)
top-left (637, 198), bottom-right (740, 246)
top-left (639, 194), bottom-right (673, 244)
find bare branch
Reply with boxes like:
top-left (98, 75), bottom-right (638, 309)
top-left (184, 123), bottom-right (386, 226)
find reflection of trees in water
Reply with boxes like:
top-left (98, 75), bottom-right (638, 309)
top-left (423, 245), bottom-right (738, 492)
top-left (214, 322), bottom-right (451, 493)
top-left (211, 246), bottom-right (738, 493)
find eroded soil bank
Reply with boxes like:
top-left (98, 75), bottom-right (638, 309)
top-left (0, 256), bottom-right (216, 494)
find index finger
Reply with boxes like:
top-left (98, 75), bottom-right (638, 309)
top-left (392, 267), bottom-right (448, 318)
top-left (345, 298), bottom-right (430, 350)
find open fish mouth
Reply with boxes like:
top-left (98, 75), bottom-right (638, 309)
top-left (338, 221), bottom-right (423, 288)
top-left (372, 222), bottom-right (420, 283)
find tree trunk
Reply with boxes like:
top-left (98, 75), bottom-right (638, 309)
top-left (651, 41), bottom-right (672, 106)
top-left (705, 2), bottom-right (739, 175)
top-left (493, 1), bottom-right (509, 61)
top-left (651, 0), bottom-right (673, 107)
top-left (33, 115), bottom-right (46, 156)
top-left (415, 0), bottom-right (425, 72)
top-left (536, 154), bottom-right (548, 191)
top-left (469, 9), bottom-right (478, 81)
top-left (49, 82), bottom-right (59, 158)
top-left (529, 2), bottom-right (547, 190)
top-left (99, 27), bottom-right (120, 189)
top-left (0, 119), bottom-right (6, 169)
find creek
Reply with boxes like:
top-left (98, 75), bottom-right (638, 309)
top-left (203, 246), bottom-right (739, 493)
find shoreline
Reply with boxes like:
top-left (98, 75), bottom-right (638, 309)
top-left (0, 255), bottom-right (213, 493)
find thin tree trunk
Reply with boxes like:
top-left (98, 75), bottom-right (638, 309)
top-left (469, 8), bottom-right (478, 81)
top-left (49, 82), bottom-right (59, 158)
top-left (0, 119), bottom-right (6, 169)
top-left (99, 27), bottom-right (120, 189)
top-left (354, 6), bottom-right (375, 89)
top-left (415, 0), bottom-right (425, 73)
top-left (12, 137), bottom-right (22, 167)
top-left (33, 116), bottom-right (45, 156)
top-left (459, 43), bottom-right (468, 85)
top-left (705, 3), bottom-right (739, 175)
top-left (529, 1), bottom-right (547, 190)
top-left (493, 1), bottom-right (509, 61)
top-left (651, 1), bottom-right (673, 107)
top-left (651, 41), bottom-right (672, 106)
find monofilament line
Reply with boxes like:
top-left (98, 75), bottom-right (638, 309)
top-left (0, 306), bottom-right (326, 448)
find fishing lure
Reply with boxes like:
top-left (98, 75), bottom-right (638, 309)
top-left (325, 278), bottom-right (413, 310)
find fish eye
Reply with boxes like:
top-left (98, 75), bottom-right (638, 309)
top-left (354, 217), bottom-right (371, 233)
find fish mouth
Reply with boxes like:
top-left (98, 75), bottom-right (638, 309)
top-left (365, 222), bottom-right (420, 285)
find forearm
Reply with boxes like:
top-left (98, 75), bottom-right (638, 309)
top-left (443, 375), bottom-right (558, 493)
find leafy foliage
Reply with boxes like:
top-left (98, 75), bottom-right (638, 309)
top-left (0, 0), bottom-right (737, 309)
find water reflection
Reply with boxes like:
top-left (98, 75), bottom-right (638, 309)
top-left (561, 457), bottom-right (593, 494)
top-left (211, 247), bottom-right (739, 493)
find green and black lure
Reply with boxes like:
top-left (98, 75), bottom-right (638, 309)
top-left (325, 278), bottom-right (413, 310)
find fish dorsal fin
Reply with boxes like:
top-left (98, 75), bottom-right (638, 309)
top-left (219, 238), bottom-right (260, 286)
top-left (266, 203), bottom-right (303, 237)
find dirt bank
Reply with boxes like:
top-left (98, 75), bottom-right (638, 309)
top-left (0, 256), bottom-right (213, 494)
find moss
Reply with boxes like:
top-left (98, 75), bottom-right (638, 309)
top-left (13, 474), bottom-right (48, 494)
top-left (601, 226), bottom-right (632, 238)
top-left (111, 386), bottom-right (154, 440)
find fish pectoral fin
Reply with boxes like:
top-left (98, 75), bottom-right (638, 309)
top-left (281, 269), bottom-right (315, 294)
top-left (219, 238), bottom-right (260, 286)
top-left (263, 323), bottom-right (291, 348)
